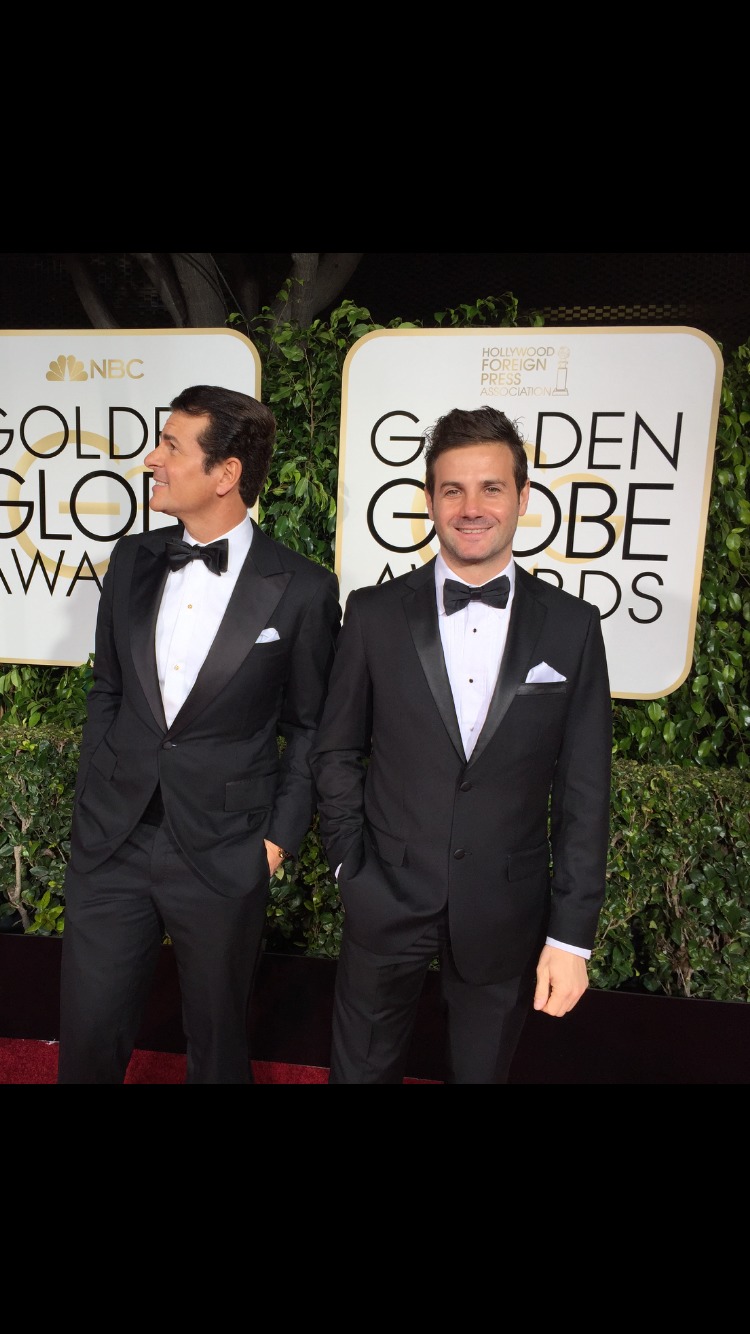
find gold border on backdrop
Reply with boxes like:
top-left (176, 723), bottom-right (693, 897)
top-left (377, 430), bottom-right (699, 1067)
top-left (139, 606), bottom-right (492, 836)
top-left (338, 327), bottom-right (723, 701)
top-left (0, 329), bottom-right (261, 667)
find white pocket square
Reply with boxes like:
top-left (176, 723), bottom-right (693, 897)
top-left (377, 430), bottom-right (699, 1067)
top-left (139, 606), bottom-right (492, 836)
top-left (525, 661), bottom-right (566, 683)
top-left (255, 627), bottom-right (280, 643)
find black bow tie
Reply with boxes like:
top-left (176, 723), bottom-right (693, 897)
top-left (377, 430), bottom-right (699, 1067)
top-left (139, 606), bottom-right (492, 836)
top-left (443, 574), bottom-right (510, 615)
top-left (165, 537), bottom-right (229, 576)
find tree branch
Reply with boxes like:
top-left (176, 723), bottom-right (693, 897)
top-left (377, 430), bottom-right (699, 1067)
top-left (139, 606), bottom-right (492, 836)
top-left (313, 252), bottom-right (364, 313)
top-left (131, 253), bottom-right (188, 326)
top-left (61, 254), bottom-right (118, 328)
top-left (169, 253), bottom-right (227, 327)
top-left (219, 254), bottom-right (261, 323)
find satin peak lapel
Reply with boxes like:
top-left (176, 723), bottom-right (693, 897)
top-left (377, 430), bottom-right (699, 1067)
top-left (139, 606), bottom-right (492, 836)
top-left (130, 545), bottom-right (169, 730)
top-left (404, 572), bottom-right (465, 760)
top-left (469, 578), bottom-right (546, 766)
top-left (167, 548), bottom-right (291, 738)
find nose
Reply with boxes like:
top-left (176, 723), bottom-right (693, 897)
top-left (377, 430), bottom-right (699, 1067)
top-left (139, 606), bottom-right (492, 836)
top-left (143, 445), bottom-right (160, 469)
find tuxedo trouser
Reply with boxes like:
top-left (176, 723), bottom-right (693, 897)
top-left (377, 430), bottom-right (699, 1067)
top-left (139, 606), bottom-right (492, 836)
top-left (329, 915), bottom-right (536, 1085)
top-left (58, 818), bottom-right (267, 1085)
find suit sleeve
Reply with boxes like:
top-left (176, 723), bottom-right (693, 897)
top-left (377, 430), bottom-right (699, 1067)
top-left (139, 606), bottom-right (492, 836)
top-left (547, 603), bottom-right (612, 950)
top-left (309, 591), bottom-right (373, 876)
top-left (74, 539), bottom-right (124, 789)
top-left (270, 567), bottom-right (341, 856)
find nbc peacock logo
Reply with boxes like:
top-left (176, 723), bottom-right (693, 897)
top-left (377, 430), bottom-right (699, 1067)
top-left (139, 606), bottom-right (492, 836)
top-left (46, 354), bottom-right (88, 382)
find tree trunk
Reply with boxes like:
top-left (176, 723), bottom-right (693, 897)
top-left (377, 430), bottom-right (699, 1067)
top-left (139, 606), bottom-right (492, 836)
top-left (131, 253), bottom-right (188, 326)
top-left (272, 252), bottom-right (364, 326)
top-left (169, 253), bottom-right (227, 326)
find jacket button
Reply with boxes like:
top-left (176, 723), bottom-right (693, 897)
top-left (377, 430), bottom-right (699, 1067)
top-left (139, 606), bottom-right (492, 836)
top-left (453, 849), bottom-right (465, 859)
top-left (162, 741), bottom-right (177, 749)
top-left (459, 781), bottom-right (472, 791)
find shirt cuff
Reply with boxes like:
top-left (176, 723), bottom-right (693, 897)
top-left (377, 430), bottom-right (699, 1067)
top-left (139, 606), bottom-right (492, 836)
top-left (545, 936), bottom-right (591, 960)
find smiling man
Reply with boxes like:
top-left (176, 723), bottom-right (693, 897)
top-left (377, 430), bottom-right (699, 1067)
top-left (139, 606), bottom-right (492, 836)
top-left (57, 384), bottom-right (341, 1084)
top-left (311, 404), bottom-right (612, 1085)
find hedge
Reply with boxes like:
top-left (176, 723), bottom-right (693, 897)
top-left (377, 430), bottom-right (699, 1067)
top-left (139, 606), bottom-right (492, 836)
top-left (0, 724), bottom-right (747, 1001)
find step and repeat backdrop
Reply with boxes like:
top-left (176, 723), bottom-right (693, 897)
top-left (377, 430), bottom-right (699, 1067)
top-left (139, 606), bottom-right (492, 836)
top-left (1, 325), bottom-right (722, 700)
top-left (337, 328), bottom-right (723, 700)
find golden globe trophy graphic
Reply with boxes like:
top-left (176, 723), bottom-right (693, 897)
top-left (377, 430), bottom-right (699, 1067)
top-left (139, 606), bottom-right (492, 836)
top-left (553, 346), bottom-right (570, 395)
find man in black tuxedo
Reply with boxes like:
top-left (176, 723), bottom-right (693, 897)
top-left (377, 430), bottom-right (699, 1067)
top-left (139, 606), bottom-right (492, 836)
top-left (58, 385), bottom-right (340, 1084)
top-left (311, 405), bottom-right (612, 1084)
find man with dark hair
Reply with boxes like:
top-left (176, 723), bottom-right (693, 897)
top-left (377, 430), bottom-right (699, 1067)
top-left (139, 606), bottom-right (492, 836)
top-left (58, 385), bottom-right (340, 1084)
top-left (311, 405), bottom-right (612, 1084)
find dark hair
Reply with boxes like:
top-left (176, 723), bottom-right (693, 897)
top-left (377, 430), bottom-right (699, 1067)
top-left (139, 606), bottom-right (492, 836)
top-left (424, 406), bottom-right (529, 496)
top-left (169, 384), bottom-right (276, 507)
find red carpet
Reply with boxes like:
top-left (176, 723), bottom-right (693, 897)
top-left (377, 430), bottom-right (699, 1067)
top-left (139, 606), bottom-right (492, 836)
top-left (0, 1038), bottom-right (440, 1084)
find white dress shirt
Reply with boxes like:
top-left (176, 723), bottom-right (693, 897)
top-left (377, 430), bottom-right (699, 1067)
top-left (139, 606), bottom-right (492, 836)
top-left (155, 513), bottom-right (253, 729)
top-left (434, 553), bottom-right (588, 961)
top-left (434, 552), bottom-right (514, 760)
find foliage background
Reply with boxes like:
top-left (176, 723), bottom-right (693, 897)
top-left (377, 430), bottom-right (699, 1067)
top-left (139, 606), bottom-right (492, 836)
top-left (1, 291), bottom-right (748, 1000)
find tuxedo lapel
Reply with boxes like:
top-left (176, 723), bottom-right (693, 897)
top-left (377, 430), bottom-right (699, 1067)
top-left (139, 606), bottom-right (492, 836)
top-left (130, 542), bottom-right (170, 731)
top-left (403, 562), bottom-right (465, 760)
top-left (469, 567), bottom-right (547, 766)
top-left (167, 526), bottom-right (291, 739)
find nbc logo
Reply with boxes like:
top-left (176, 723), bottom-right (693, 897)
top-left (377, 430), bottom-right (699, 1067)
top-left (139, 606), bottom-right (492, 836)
top-left (46, 354), bottom-right (88, 382)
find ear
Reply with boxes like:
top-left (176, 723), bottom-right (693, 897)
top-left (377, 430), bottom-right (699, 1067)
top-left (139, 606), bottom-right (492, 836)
top-left (424, 485), bottom-right (434, 520)
top-left (216, 456), bottom-right (242, 496)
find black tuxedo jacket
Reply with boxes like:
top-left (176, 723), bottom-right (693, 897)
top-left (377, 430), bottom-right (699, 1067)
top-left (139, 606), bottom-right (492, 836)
top-left (68, 519), bottom-right (340, 898)
top-left (310, 560), bottom-right (612, 985)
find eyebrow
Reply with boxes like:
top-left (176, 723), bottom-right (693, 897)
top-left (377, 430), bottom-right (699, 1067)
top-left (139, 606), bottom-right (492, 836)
top-left (439, 476), bottom-right (505, 488)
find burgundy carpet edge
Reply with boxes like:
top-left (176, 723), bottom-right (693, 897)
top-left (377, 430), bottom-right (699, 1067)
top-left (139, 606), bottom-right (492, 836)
top-left (0, 1038), bottom-right (441, 1084)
